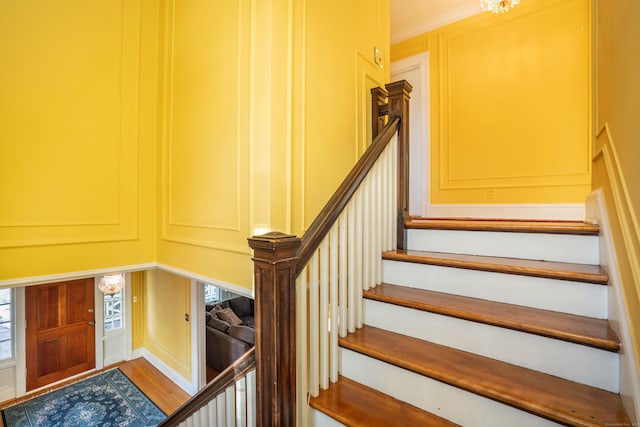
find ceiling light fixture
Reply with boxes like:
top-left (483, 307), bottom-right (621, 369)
top-left (98, 273), bottom-right (125, 295)
top-left (480, 0), bottom-right (520, 13)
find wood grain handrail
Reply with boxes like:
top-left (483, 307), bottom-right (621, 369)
top-left (247, 81), bottom-right (412, 427)
top-left (295, 117), bottom-right (400, 276)
top-left (158, 347), bottom-right (256, 427)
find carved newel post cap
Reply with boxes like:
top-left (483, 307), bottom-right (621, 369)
top-left (248, 231), bottom-right (301, 262)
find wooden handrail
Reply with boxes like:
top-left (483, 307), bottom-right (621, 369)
top-left (158, 347), bottom-right (256, 427)
top-left (247, 80), bottom-right (411, 427)
top-left (295, 117), bottom-right (400, 276)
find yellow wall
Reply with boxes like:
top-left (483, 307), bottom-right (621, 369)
top-left (594, 0), bottom-right (640, 372)
top-left (156, 0), bottom-right (389, 288)
top-left (0, 0), bottom-right (389, 289)
top-left (139, 269), bottom-right (192, 380)
top-left (391, 0), bottom-right (591, 205)
top-left (0, 0), bottom-right (159, 281)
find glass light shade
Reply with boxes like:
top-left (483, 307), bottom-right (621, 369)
top-left (99, 273), bottom-right (125, 295)
top-left (480, 0), bottom-right (520, 13)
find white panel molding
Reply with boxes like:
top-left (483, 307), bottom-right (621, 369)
top-left (133, 347), bottom-right (196, 395)
top-left (427, 203), bottom-right (586, 220)
top-left (391, 2), bottom-right (482, 44)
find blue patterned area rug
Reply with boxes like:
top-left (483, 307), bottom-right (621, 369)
top-left (1, 369), bottom-right (167, 427)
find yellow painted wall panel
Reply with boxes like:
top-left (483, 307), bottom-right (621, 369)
top-left (595, 0), bottom-right (640, 375)
top-left (0, 0), bottom-right (158, 280)
top-left (392, 0), bottom-right (592, 205)
top-left (141, 269), bottom-right (191, 380)
top-left (295, 0), bottom-right (390, 231)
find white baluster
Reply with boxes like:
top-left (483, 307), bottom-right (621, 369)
top-left (225, 385), bottom-right (235, 426)
top-left (339, 211), bottom-right (348, 339)
top-left (348, 198), bottom-right (357, 334)
top-left (319, 238), bottom-right (329, 389)
top-left (355, 189), bottom-right (364, 328)
top-left (309, 251), bottom-right (320, 396)
top-left (247, 370), bottom-right (256, 427)
top-left (235, 376), bottom-right (247, 427)
top-left (329, 224), bottom-right (339, 382)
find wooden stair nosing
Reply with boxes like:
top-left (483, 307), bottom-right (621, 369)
top-left (340, 326), bottom-right (630, 427)
top-left (364, 284), bottom-right (620, 352)
top-left (405, 218), bottom-right (600, 235)
top-left (310, 376), bottom-right (460, 427)
top-left (383, 250), bottom-right (609, 285)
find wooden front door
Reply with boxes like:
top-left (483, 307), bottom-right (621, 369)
top-left (26, 278), bottom-right (96, 391)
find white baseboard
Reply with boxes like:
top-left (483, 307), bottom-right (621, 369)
top-left (426, 203), bottom-right (585, 220)
top-left (133, 347), bottom-right (197, 396)
top-left (586, 189), bottom-right (640, 424)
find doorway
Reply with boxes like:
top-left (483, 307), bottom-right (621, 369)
top-left (391, 52), bottom-right (430, 217)
top-left (25, 278), bottom-right (96, 391)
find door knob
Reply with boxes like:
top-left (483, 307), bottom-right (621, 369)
top-left (88, 308), bottom-right (94, 313)
top-left (88, 321), bottom-right (96, 326)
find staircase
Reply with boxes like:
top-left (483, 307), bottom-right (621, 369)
top-left (310, 218), bottom-right (632, 426)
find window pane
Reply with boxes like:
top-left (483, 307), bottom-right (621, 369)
top-left (104, 290), bottom-right (123, 333)
top-left (0, 288), bottom-right (12, 361)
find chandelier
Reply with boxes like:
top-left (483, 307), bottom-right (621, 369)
top-left (480, 0), bottom-right (520, 13)
top-left (98, 273), bottom-right (125, 295)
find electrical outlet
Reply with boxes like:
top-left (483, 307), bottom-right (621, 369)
top-left (487, 188), bottom-right (496, 199)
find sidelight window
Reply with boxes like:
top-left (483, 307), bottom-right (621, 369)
top-left (0, 288), bottom-right (13, 361)
top-left (104, 291), bottom-right (123, 332)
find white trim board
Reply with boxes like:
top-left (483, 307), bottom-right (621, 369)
top-left (0, 262), bottom-right (254, 299)
top-left (586, 189), bottom-right (640, 424)
top-left (427, 203), bottom-right (586, 220)
top-left (133, 347), bottom-right (197, 396)
top-left (0, 263), bottom-right (157, 289)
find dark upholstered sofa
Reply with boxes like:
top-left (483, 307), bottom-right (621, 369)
top-left (205, 296), bottom-right (255, 372)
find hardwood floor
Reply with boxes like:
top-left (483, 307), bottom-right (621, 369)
top-left (118, 357), bottom-right (190, 415)
top-left (0, 358), bottom-right (190, 426)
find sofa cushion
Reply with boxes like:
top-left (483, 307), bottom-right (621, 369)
top-left (205, 311), bottom-right (212, 323)
top-left (217, 307), bottom-right (243, 326)
top-left (228, 297), bottom-right (252, 318)
top-left (207, 316), bottom-right (230, 332)
top-left (227, 325), bottom-right (255, 345)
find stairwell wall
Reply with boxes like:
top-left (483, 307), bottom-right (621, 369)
top-left (390, 0), bottom-right (592, 208)
top-left (592, 0), bottom-right (640, 420)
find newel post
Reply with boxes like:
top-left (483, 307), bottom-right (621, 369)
top-left (248, 232), bottom-right (302, 427)
top-left (371, 86), bottom-right (389, 139)
top-left (386, 80), bottom-right (412, 250)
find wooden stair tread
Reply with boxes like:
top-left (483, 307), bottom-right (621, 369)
top-left (406, 218), bottom-right (600, 235)
top-left (383, 249), bottom-right (609, 284)
top-left (310, 376), bottom-right (459, 427)
top-left (365, 284), bottom-right (620, 351)
top-left (341, 326), bottom-right (630, 427)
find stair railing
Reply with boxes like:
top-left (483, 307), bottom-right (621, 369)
top-left (157, 348), bottom-right (256, 427)
top-left (248, 81), bottom-right (412, 427)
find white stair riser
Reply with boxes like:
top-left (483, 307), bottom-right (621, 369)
top-left (309, 409), bottom-right (346, 427)
top-left (407, 229), bottom-right (600, 265)
top-left (340, 348), bottom-right (563, 427)
top-left (383, 260), bottom-right (608, 318)
top-left (364, 300), bottom-right (619, 392)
